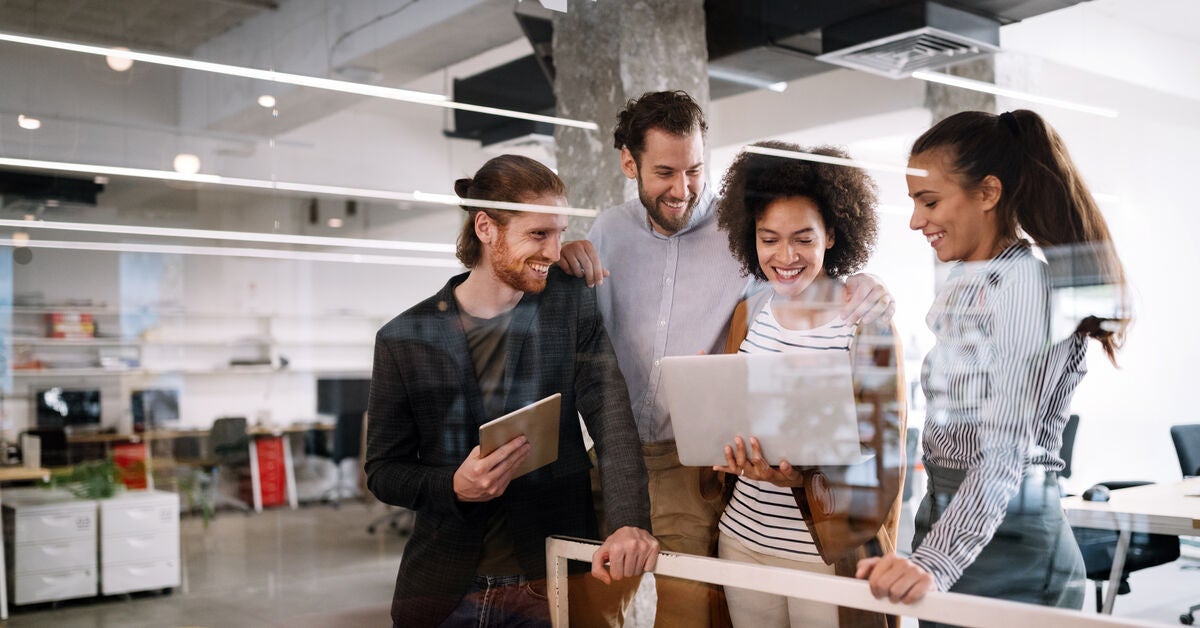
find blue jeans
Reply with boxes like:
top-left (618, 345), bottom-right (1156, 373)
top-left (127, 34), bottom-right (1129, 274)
top-left (435, 575), bottom-right (551, 628)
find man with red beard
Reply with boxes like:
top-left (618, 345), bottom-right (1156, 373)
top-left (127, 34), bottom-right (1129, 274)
top-left (366, 154), bottom-right (657, 627)
top-left (556, 91), bottom-right (895, 626)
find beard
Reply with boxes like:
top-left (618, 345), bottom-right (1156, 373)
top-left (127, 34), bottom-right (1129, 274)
top-left (489, 231), bottom-right (549, 294)
top-left (637, 175), bottom-right (700, 235)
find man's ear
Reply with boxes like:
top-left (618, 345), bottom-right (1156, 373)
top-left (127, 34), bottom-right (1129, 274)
top-left (474, 211), bottom-right (496, 245)
top-left (620, 147), bottom-right (639, 180)
top-left (978, 175), bottom-right (1003, 212)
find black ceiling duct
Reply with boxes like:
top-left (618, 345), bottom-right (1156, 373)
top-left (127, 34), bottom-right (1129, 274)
top-left (0, 171), bottom-right (104, 206)
top-left (446, 54), bottom-right (555, 147)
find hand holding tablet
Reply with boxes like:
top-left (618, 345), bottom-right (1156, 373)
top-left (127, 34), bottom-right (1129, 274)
top-left (479, 393), bottom-right (561, 479)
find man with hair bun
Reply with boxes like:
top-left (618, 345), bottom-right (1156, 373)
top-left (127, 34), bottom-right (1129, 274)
top-left (367, 154), bottom-right (657, 627)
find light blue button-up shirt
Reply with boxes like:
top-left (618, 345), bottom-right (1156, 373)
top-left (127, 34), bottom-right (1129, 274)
top-left (589, 190), bottom-right (755, 443)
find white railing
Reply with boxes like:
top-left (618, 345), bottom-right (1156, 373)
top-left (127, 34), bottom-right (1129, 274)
top-left (545, 536), bottom-right (1158, 628)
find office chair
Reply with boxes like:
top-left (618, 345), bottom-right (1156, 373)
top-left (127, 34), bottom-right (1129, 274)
top-left (1169, 424), bottom-right (1200, 625)
top-left (1060, 416), bottom-right (1180, 612)
top-left (1072, 480), bottom-right (1181, 613)
top-left (1170, 424), bottom-right (1200, 478)
top-left (323, 411), bottom-right (364, 507)
top-left (199, 417), bottom-right (253, 514)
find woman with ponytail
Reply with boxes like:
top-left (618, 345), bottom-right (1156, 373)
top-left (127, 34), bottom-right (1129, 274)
top-left (857, 110), bottom-right (1128, 621)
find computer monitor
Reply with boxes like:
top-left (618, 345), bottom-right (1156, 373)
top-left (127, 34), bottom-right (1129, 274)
top-left (131, 388), bottom-right (180, 430)
top-left (316, 378), bottom-right (371, 416)
top-left (36, 388), bottom-right (101, 428)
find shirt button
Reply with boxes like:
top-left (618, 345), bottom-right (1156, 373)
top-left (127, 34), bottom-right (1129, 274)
top-left (665, 276), bottom-right (673, 285)
top-left (659, 319), bottom-right (666, 326)
top-left (654, 359), bottom-right (661, 367)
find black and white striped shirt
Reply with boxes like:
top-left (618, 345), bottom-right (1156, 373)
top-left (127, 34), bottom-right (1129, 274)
top-left (718, 300), bottom-right (855, 562)
top-left (911, 241), bottom-right (1088, 591)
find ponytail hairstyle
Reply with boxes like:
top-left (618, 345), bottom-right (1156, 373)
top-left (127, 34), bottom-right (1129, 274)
top-left (454, 155), bottom-right (566, 268)
top-left (911, 110), bottom-right (1129, 364)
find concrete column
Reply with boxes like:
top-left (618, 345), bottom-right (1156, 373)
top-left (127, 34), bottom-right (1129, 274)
top-left (925, 57), bottom-right (996, 123)
top-left (552, 0), bottom-right (708, 239)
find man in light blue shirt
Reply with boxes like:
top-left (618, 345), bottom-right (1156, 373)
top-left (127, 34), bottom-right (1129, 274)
top-left (558, 90), bottom-right (893, 625)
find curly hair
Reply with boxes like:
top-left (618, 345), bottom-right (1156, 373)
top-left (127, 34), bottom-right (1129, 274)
top-left (717, 141), bottom-right (879, 280)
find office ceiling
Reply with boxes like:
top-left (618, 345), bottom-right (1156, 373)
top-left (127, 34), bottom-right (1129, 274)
top-left (0, 0), bottom-right (276, 54)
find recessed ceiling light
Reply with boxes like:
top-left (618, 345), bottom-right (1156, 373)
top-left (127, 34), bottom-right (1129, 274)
top-left (17, 114), bottom-right (40, 130)
top-left (172, 153), bottom-right (201, 175)
top-left (257, 94), bottom-right (276, 108)
top-left (11, 231), bottom-right (29, 246)
top-left (326, 217), bottom-right (344, 228)
top-left (106, 47), bottom-right (133, 71)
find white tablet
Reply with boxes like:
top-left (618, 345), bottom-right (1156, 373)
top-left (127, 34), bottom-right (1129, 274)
top-left (661, 352), bottom-right (869, 467)
top-left (479, 393), bottom-right (561, 478)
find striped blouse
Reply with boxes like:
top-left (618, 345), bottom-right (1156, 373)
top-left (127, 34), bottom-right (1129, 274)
top-left (910, 241), bottom-right (1088, 591)
top-left (717, 298), bottom-right (856, 563)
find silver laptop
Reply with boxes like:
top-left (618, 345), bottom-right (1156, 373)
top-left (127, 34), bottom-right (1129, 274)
top-left (661, 351), bottom-right (869, 467)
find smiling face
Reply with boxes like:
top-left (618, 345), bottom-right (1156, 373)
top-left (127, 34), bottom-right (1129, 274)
top-left (483, 194), bottom-right (569, 294)
top-left (622, 127), bottom-right (705, 235)
top-left (756, 196), bottom-right (833, 301)
top-left (907, 149), bottom-right (1003, 263)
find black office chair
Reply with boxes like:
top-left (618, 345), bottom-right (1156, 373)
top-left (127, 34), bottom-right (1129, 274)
top-left (1169, 424), bottom-right (1200, 625)
top-left (1072, 480), bottom-right (1181, 613)
top-left (1171, 424), bottom-right (1200, 478)
top-left (202, 417), bottom-right (253, 514)
top-left (1060, 416), bottom-right (1181, 612)
top-left (323, 411), bottom-right (364, 507)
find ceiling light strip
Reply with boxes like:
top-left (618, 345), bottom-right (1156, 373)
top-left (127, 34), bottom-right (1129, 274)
top-left (0, 156), bottom-right (600, 217)
top-left (911, 71), bottom-right (1119, 118)
top-left (744, 145), bottom-right (928, 177)
top-left (0, 31), bottom-right (598, 131)
top-left (0, 219), bottom-right (456, 253)
top-left (0, 238), bottom-right (464, 268)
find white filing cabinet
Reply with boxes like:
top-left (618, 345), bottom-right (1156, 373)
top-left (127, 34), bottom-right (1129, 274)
top-left (2, 489), bottom-right (98, 606)
top-left (99, 490), bottom-right (180, 595)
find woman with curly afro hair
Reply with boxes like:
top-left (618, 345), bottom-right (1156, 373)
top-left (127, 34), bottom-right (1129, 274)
top-left (712, 141), bottom-right (907, 628)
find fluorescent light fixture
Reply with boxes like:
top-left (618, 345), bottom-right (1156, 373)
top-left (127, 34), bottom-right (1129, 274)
top-left (0, 237), bottom-right (464, 268)
top-left (708, 67), bottom-right (788, 93)
top-left (17, 114), bottom-right (40, 130)
top-left (0, 31), bottom-right (599, 131)
top-left (743, 145), bottom-right (928, 177)
top-left (257, 94), bottom-right (276, 108)
top-left (0, 218), bottom-right (457, 253)
top-left (325, 217), bottom-right (344, 228)
top-left (172, 153), bottom-right (201, 175)
top-left (0, 156), bottom-right (600, 217)
top-left (106, 46), bottom-right (133, 71)
top-left (911, 70), bottom-right (1119, 118)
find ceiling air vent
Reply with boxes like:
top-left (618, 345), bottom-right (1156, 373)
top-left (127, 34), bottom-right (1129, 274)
top-left (816, 1), bottom-right (1001, 80)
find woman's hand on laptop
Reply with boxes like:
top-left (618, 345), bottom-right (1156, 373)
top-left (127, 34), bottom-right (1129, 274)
top-left (714, 436), bottom-right (802, 487)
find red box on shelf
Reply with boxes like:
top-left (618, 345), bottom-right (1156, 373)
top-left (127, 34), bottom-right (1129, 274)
top-left (45, 312), bottom-right (96, 339)
top-left (113, 442), bottom-right (148, 490)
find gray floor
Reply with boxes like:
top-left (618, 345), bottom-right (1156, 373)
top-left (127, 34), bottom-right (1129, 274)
top-left (4, 501), bottom-right (1198, 627)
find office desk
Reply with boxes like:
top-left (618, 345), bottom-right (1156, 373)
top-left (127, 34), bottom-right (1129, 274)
top-left (0, 467), bottom-right (51, 620)
top-left (66, 424), bottom-right (332, 512)
top-left (1062, 478), bottom-right (1200, 614)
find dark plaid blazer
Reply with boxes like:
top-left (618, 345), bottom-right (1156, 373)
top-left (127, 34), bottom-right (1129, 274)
top-left (365, 268), bottom-right (650, 627)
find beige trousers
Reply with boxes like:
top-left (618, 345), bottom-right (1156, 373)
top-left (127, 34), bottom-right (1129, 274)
top-left (717, 531), bottom-right (839, 628)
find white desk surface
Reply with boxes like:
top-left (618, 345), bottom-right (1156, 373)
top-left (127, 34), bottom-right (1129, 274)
top-left (1061, 477), bottom-right (1200, 536)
